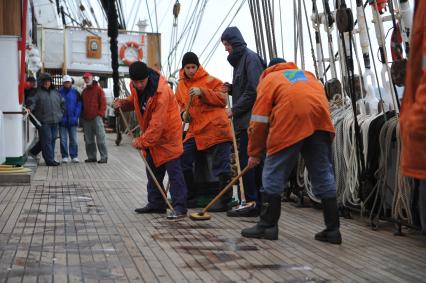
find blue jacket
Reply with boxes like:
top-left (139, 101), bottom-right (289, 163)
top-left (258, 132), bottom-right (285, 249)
top-left (221, 26), bottom-right (265, 131)
top-left (59, 87), bottom-right (81, 127)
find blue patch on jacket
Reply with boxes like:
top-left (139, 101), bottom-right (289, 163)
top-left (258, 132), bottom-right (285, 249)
top-left (283, 70), bottom-right (307, 83)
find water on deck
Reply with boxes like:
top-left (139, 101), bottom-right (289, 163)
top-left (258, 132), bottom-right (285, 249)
top-left (0, 132), bottom-right (425, 282)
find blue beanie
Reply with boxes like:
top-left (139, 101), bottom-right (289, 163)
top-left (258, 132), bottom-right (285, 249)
top-left (268, 58), bottom-right (286, 67)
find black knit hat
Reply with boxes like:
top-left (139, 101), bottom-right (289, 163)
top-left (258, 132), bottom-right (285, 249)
top-left (268, 58), bottom-right (286, 67)
top-left (182, 52), bottom-right (200, 68)
top-left (129, 61), bottom-right (148, 81)
top-left (39, 73), bottom-right (52, 82)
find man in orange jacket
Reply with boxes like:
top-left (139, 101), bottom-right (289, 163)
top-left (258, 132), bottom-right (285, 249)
top-left (113, 62), bottom-right (187, 218)
top-left (400, 0), bottom-right (425, 233)
top-left (241, 58), bottom-right (342, 244)
top-left (176, 52), bottom-right (233, 211)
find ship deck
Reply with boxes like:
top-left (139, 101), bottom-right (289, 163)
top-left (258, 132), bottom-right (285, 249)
top-left (0, 132), bottom-right (425, 283)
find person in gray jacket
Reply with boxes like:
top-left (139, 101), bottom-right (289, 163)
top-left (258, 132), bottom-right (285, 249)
top-left (27, 73), bottom-right (64, 166)
top-left (221, 26), bottom-right (266, 217)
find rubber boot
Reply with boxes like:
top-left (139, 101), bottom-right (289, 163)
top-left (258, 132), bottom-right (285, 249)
top-left (315, 197), bottom-right (342, 244)
top-left (209, 175), bottom-right (232, 212)
top-left (241, 192), bottom-right (281, 240)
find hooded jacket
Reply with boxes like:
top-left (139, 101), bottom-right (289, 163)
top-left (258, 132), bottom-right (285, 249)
top-left (59, 86), bottom-right (81, 127)
top-left (175, 66), bottom-right (232, 150)
top-left (248, 62), bottom-right (335, 158)
top-left (28, 85), bottom-right (64, 124)
top-left (221, 26), bottom-right (265, 131)
top-left (121, 69), bottom-right (183, 167)
top-left (81, 81), bottom-right (106, 120)
top-left (400, 0), bottom-right (426, 179)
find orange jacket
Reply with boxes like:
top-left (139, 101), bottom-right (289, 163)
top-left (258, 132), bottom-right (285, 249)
top-left (400, 0), bottom-right (426, 179)
top-left (122, 73), bottom-right (183, 167)
top-left (248, 62), bottom-right (335, 158)
top-left (175, 66), bottom-right (232, 150)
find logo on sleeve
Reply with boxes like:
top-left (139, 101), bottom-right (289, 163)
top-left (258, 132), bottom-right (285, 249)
top-left (283, 70), bottom-right (307, 83)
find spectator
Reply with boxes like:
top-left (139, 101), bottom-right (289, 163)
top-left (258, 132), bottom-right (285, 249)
top-left (59, 75), bottom-right (81, 163)
top-left (81, 72), bottom-right (108, 163)
top-left (27, 73), bottom-right (64, 166)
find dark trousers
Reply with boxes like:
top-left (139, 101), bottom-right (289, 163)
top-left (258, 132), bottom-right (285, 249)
top-left (417, 180), bottom-right (426, 234)
top-left (237, 130), bottom-right (262, 205)
top-left (181, 138), bottom-right (231, 177)
top-left (30, 123), bottom-right (58, 164)
top-left (146, 153), bottom-right (187, 213)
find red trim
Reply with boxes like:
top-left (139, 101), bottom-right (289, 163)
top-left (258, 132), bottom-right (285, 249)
top-left (18, 0), bottom-right (28, 105)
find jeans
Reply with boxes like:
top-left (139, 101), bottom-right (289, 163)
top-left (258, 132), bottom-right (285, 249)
top-left (262, 131), bottom-right (336, 199)
top-left (30, 123), bottom-right (58, 164)
top-left (82, 116), bottom-right (108, 160)
top-left (146, 153), bottom-right (187, 213)
top-left (237, 130), bottom-right (263, 205)
top-left (60, 126), bottom-right (78, 158)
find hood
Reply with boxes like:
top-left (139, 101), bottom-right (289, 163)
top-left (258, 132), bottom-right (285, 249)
top-left (179, 65), bottom-right (209, 82)
top-left (259, 62), bottom-right (299, 80)
top-left (221, 26), bottom-right (247, 48)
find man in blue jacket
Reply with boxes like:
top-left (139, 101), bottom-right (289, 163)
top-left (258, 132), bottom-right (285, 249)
top-left (59, 75), bottom-right (81, 163)
top-left (221, 26), bottom-right (266, 217)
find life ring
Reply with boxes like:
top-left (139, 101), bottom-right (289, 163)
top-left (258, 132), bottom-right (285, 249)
top-left (119, 41), bottom-right (143, 65)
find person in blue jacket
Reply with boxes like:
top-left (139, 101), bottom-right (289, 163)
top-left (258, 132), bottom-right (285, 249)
top-left (59, 75), bottom-right (82, 163)
top-left (221, 26), bottom-right (266, 217)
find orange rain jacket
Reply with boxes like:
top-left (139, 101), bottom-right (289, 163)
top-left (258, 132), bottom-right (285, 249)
top-left (248, 62), bottom-right (335, 158)
top-left (400, 0), bottom-right (426, 180)
top-left (121, 73), bottom-right (183, 167)
top-left (175, 66), bottom-right (232, 150)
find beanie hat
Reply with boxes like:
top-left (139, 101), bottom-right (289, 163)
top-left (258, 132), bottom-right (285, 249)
top-left (129, 61), bottom-right (149, 81)
top-left (182, 52), bottom-right (200, 68)
top-left (268, 58), bottom-right (286, 67)
top-left (39, 73), bottom-right (52, 82)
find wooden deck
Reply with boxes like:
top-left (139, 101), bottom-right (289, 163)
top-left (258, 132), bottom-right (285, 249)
top-left (1, 132), bottom-right (425, 283)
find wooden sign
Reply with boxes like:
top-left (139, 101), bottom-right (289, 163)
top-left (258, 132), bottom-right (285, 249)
top-left (86, 36), bottom-right (101, 58)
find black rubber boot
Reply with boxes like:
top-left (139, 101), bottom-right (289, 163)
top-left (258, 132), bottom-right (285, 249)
top-left (241, 192), bottom-right (281, 240)
top-left (315, 197), bottom-right (342, 244)
top-left (209, 175), bottom-right (232, 212)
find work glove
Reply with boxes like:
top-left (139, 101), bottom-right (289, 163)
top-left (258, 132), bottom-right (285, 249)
top-left (189, 87), bottom-right (202, 97)
top-left (132, 137), bottom-right (145, 150)
top-left (181, 111), bottom-right (191, 123)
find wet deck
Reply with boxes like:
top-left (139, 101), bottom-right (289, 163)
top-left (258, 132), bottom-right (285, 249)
top-left (1, 132), bottom-right (425, 283)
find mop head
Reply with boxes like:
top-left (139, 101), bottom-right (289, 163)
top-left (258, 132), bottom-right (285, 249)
top-left (189, 212), bottom-right (211, 221)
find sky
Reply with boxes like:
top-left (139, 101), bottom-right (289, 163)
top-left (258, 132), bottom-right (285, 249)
top-left (33, 0), bottom-right (414, 85)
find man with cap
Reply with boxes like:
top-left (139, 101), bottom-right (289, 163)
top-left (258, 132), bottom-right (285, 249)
top-left (27, 73), bottom-right (64, 166)
top-left (113, 61), bottom-right (187, 218)
top-left (221, 26), bottom-right (266, 217)
top-left (240, 58), bottom-right (341, 244)
top-left (176, 52), bottom-right (233, 210)
top-left (59, 75), bottom-right (82, 163)
top-left (81, 72), bottom-right (108, 163)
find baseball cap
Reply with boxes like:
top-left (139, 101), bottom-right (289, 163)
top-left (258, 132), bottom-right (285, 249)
top-left (83, 72), bottom-right (93, 78)
top-left (63, 75), bottom-right (72, 82)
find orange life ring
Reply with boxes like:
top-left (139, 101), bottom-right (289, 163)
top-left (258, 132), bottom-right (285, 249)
top-left (119, 41), bottom-right (143, 65)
